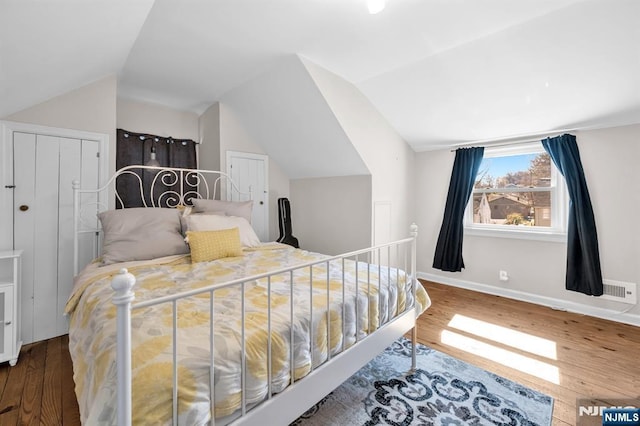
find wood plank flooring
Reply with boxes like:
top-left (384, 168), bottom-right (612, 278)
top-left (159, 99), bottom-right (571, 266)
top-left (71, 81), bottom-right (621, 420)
top-left (418, 281), bottom-right (640, 425)
top-left (0, 281), bottom-right (638, 425)
top-left (0, 335), bottom-right (79, 425)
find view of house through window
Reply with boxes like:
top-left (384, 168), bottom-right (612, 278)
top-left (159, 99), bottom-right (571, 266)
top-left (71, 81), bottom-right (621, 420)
top-left (471, 149), bottom-right (553, 228)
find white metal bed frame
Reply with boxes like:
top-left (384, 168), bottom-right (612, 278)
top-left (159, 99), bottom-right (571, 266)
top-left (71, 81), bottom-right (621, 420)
top-left (72, 165), bottom-right (420, 426)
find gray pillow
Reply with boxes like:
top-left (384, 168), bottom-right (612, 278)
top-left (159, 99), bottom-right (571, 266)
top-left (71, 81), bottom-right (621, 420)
top-left (98, 208), bottom-right (189, 265)
top-left (191, 199), bottom-right (253, 223)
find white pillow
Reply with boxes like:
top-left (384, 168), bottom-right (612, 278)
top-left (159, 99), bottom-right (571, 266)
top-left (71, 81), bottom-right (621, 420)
top-left (179, 205), bottom-right (225, 236)
top-left (191, 199), bottom-right (253, 223)
top-left (186, 214), bottom-right (261, 247)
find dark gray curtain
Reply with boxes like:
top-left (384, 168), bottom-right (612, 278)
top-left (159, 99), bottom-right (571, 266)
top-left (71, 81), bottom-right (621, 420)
top-left (433, 147), bottom-right (484, 272)
top-left (116, 129), bottom-right (197, 208)
top-left (542, 134), bottom-right (603, 296)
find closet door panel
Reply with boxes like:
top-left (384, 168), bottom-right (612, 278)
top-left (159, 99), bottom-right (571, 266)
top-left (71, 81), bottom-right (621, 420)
top-left (13, 132), bottom-right (36, 344)
top-left (78, 140), bottom-right (100, 271)
top-left (32, 135), bottom-right (60, 342)
top-left (56, 138), bottom-right (82, 335)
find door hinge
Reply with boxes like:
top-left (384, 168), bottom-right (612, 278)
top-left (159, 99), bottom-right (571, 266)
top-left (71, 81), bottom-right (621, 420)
top-left (96, 152), bottom-right (100, 158)
top-left (4, 185), bottom-right (15, 189)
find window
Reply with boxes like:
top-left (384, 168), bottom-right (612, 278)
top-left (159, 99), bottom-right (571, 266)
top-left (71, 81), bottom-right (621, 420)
top-left (464, 143), bottom-right (567, 241)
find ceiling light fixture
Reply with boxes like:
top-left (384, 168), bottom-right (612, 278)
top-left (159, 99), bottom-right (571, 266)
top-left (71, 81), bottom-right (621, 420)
top-left (367, 0), bottom-right (386, 14)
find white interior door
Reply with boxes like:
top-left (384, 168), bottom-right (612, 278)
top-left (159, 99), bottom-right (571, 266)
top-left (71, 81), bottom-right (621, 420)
top-left (13, 133), bottom-right (99, 343)
top-left (226, 151), bottom-right (269, 241)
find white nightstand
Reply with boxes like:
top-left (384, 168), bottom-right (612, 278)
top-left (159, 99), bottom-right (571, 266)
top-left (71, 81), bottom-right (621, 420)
top-left (0, 250), bottom-right (23, 366)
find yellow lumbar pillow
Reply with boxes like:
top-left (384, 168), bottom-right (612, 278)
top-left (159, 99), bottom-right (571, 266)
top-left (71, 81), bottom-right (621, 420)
top-left (186, 228), bottom-right (243, 263)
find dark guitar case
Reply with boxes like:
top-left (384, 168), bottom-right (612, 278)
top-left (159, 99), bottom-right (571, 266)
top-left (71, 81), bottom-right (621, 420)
top-left (277, 197), bottom-right (299, 248)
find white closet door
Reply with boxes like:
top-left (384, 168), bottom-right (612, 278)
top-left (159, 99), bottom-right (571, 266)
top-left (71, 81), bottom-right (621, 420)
top-left (14, 133), bottom-right (99, 343)
top-left (227, 152), bottom-right (269, 241)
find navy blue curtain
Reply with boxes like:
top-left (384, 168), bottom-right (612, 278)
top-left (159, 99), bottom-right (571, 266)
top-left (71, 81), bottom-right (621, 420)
top-left (542, 134), bottom-right (603, 296)
top-left (433, 147), bottom-right (484, 272)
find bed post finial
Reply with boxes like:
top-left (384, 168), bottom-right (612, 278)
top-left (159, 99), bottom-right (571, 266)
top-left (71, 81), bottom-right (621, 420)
top-left (410, 223), bottom-right (418, 238)
top-left (112, 268), bottom-right (136, 298)
top-left (112, 268), bottom-right (135, 426)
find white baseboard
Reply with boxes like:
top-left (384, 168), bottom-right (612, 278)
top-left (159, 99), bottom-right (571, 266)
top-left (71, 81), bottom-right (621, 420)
top-left (418, 272), bottom-right (640, 327)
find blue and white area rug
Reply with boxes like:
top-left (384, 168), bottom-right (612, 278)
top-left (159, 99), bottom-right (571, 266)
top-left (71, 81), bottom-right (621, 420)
top-left (293, 338), bottom-right (553, 426)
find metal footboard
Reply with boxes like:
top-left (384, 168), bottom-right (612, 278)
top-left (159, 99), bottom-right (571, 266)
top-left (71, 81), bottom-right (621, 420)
top-left (110, 224), bottom-right (419, 426)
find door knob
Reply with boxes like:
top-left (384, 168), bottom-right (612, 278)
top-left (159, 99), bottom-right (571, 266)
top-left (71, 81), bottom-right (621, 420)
top-left (259, 201), bottom-right (264, 205)
top-left (19, 205), bottom-right (29, 211)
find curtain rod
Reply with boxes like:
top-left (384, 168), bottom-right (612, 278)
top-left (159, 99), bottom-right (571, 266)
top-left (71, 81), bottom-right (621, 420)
top-left (450, 128), bottom-right (576, 152)
top-left (121, 130), bottom-right (201, 144)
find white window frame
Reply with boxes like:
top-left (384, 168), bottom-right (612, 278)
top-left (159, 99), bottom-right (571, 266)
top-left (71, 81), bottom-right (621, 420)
top-left (464, 142), bottom-right (568, 242)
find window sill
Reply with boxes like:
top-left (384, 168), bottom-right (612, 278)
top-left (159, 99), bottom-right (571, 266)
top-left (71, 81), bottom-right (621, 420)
top-left (464, 226), bottom-right (567, 243)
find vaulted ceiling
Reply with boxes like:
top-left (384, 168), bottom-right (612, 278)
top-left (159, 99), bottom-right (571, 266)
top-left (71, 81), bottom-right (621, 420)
top-left (1, 0), bottom-right (638, 150)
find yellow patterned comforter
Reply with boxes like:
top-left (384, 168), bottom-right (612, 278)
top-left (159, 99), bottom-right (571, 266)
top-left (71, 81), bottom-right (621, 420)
top-left (65, 243), bottom-right (430, 425)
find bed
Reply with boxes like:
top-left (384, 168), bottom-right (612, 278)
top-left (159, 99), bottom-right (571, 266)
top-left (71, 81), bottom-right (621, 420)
top-left (67, 165), bottom-right (431, 425)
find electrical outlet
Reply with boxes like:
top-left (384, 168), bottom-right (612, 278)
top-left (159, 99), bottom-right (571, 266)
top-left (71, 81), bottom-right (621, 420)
top-left (499, 270), bottom-right (509, 282)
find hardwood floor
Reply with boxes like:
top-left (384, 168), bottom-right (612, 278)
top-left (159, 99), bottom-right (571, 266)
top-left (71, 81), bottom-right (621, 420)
top-left (417, 281), bottom-right (640, 425)
top-left (0, 335), bottom-right (78, 425)
top-left (0, 281), bottom-right (638, 425)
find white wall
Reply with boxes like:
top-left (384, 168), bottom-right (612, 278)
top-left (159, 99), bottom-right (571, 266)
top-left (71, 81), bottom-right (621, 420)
top-left (198, 102), bottom-right (221, 172)
top-left (116, 98), bottom-right (199, 142)
top-left (3, 78), bottom-right (204, 177)
top-left (219, 56), bottom-right (368, 179)
top-left (218, 56), bottom-right (376, 249)
top-left (290, 176), bottom-right (372, 255)
top-left (416, 124), bottom-right (640, 322)
top-left (219, 103), bottom-right (290, 241)
top-left (302, 58), bottom-right (417, 245)
top-left (5, 76), bottom-right (117, 173)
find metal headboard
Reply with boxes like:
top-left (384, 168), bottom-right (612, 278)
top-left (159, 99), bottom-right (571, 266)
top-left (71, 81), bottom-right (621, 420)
top-left (72, 165), bottom-right (251, 274)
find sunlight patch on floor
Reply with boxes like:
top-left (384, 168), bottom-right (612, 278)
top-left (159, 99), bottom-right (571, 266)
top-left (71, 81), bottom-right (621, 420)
top-left (441, 330), bottom-right (560, 384)
top-left (447, 314), bottom-right (557, 359)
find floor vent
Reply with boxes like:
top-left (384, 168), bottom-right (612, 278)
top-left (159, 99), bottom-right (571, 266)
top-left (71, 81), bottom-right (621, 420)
top-left (601, 280), bottom-right (637, 305)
